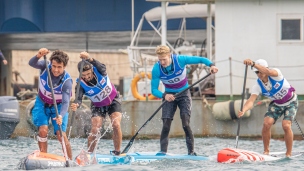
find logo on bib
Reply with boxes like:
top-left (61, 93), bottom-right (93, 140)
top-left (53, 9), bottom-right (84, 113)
top-left (87, 89), bottom-right (94, 95)
top-left (100, 78), bottom-right (106, 85)
top-left (41, 79), bottom-right (46, 86)
top-left (274, 82), bottom-right (281, 89)
top-left (175, 70), bottom-right (182, 75)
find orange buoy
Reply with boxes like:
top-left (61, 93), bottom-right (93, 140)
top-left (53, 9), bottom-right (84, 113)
top-left (131, 72), bottom-right (157, 100)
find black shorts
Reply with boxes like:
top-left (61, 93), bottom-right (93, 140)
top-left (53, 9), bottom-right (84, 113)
top-left (162, 89), bottom-right (192, 119)
top-left (91, 96), bottom-right (122, 118)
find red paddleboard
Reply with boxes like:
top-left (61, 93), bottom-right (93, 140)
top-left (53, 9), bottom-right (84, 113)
top-left (217, 148), bottom-right (302, 163)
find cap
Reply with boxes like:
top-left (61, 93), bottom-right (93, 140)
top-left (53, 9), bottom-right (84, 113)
top-left (252, 59), bottom-right (268, 71)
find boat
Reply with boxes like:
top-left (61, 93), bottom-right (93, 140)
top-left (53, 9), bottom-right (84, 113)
top-left (217, 148), bottom-right (303, 163)
top-left (124, 3), bottom-right (216, 100)
top-left (76, 151), bottom-right (209, 165)
top-left (0, 96), bottom-right (20, 139)
top-left (18, 150), bottom-right (76, 170)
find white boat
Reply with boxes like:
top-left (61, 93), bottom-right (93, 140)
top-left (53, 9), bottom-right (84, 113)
top-left (124, 3), bottom-right (216, 100)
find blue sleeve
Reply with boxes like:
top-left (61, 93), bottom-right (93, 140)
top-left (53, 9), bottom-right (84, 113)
top-left (177, 55), bottom-right (213, 68)
top-left (151, 63), bottom-right (163, 98)
top-left (29, 55), bottom-right (46, 70)
top-left (59, 79), bottom-right (73, 117)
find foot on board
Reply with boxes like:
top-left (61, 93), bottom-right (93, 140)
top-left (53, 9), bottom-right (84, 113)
top-left (110, 150), bottom-right (121, 156)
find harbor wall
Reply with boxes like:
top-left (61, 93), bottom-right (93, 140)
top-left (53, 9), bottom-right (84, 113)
top-left (12, 99), bottom-right (304, 140)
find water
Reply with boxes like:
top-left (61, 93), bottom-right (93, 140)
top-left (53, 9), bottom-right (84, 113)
top-left (1, 137), bottom-right (304, 171)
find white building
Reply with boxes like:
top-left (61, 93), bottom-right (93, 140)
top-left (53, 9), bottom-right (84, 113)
top-left (215, 0), bottom-right (304, 96)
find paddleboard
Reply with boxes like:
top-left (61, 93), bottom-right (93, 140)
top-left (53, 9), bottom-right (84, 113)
top-left (76, 151), bottom-right (209, 165)
top-left (18, 150), bottom-right (74, 170)
top-left (217, 148), bottom-right (303, 163)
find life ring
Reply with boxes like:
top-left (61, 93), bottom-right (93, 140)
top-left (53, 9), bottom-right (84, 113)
top-left (131, 72), bottom-right (157, 100)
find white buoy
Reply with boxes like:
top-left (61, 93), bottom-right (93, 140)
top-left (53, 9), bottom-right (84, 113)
top-left (212, 100), bottom-right (251, 120)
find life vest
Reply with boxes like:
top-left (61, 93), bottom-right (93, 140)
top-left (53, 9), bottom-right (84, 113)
top-left (257, 76), bottom-right (295, 104)
top-left (78, 66), bottom-right (117, 107)
top-left (38, 64), bottom-right (72, 104)
top-left (158, 54), bottom-right (188, 90)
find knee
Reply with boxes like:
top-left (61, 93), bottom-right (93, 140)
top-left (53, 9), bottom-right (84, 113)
top-left (39, 128), bottom-right (48, 137)
top-left (282, 122), bottom-right (292, 131)
top-left (91, 126), bottom-right (100, 134)
top-left (112, 120), bottom-right (121, 130)
top-left (263, 121), bottom-right (273, 130)
top-left (162, 124), bottom-right (171, 133)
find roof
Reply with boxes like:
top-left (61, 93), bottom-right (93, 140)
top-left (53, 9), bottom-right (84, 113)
top-left (144, 4), bottom-right (215, 21)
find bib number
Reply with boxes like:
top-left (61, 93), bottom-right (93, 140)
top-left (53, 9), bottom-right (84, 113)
top-left (167, 78), bottom-right (180, 84)
top-left (273, 89), bottom-right (288, 100)
top-left (94, 85), bottom-right (112, 101)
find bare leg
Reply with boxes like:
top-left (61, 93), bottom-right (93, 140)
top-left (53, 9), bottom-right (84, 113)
top-left (110, 112), bottom-right (122, 152)
top-left (56, 131), bottom-right (72, 160)
top-left (38, 125), bottom-right (48, 153)
top-left (262, 117), bottom-right (274, 155)
top-left (282, 120), bottom-right (293, 157)
top-left (88, 116), bottom-right (103, 153)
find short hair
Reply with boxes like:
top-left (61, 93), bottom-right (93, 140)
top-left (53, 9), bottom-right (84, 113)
top-left (155, 45), bottom-right (171, 56)
top-left (49, 50), bottom-right (69, 66)
top-left (78, 60), bottom-right (92, 72)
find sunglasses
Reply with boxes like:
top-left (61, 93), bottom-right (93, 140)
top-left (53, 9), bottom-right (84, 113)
top-left (255, 71), bottom-right (260, 74)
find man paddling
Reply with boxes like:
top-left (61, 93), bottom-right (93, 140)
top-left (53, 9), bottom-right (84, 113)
top-left (151, 45), bottom-right (218, 155)
top-left (70, 52), bottom-right (122, 155)
top-left (29, 48), bottom-right (73, 159)
top-left (238, 59), bottom-right (298, 157)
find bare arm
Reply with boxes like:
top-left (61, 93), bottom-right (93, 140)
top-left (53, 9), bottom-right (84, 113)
top-left (244, 59), bottom-right (278, 77)
top-left (238, 94), bottom-right (258, 118)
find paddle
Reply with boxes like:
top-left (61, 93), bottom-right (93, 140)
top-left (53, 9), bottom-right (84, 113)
top-left (43, 55), bottom-right (70, 167)
top-left (121, 72), bottom-right (212, 154)
top-left (68, 59), bottom-right (85, 140)
top-left (235, 65), bottom-right (248, 149)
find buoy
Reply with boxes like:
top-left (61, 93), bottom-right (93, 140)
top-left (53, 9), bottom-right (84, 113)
top-left (212, 100), bottom-right (251, 120)
top-left (131, 72), bottom-right (157, 100)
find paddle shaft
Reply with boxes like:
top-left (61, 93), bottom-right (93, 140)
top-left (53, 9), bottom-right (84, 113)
top-left (122, 73), bottom-right (212, 154)
top-left (235, 65), bottom-right (248, 149)
top-left (44, 56), bottom-right (70, 167)
top-left (68, 59), bottom-right (85, 140)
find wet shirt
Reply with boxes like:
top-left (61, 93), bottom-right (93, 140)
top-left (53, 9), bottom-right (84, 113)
top-left (29, 56), bottom-right (72, 117)
top-left (151, 54), bottom-right (213, 98)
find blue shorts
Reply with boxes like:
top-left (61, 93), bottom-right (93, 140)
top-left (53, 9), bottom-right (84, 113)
top-left (32, 96), bottom-right (69, 135)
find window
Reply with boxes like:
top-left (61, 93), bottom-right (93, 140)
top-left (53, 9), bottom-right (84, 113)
top-left (281, 19), bottom-right (301, 40)
top-left (277, 14), bottom-right (303, 42)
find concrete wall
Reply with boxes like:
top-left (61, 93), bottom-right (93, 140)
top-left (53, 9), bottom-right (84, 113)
top-left (215, 0), bottom-right (304, 95)
top-left (12, 99), bottom-right (304, 140)
top-left (10, 50), bottom-right (133, 97)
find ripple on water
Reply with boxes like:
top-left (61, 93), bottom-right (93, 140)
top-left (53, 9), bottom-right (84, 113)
top-left (1, 137), bottom-right (304, 171)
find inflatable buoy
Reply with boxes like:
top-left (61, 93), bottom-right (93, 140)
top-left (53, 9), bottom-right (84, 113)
top-left (131, 72), bottom-right (157, 100)
top-left (212, 100), bottom-right (251, 120)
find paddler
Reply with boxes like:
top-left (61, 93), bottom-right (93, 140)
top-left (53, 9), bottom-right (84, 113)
top-left (70, 51), bottom-right (122, 156)
top-left (29, 48), bottom-right (73, 159)
top-left (151, 45), bottom-right (218, 155)
top-left (238, 59), bottom-right (298, 157)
